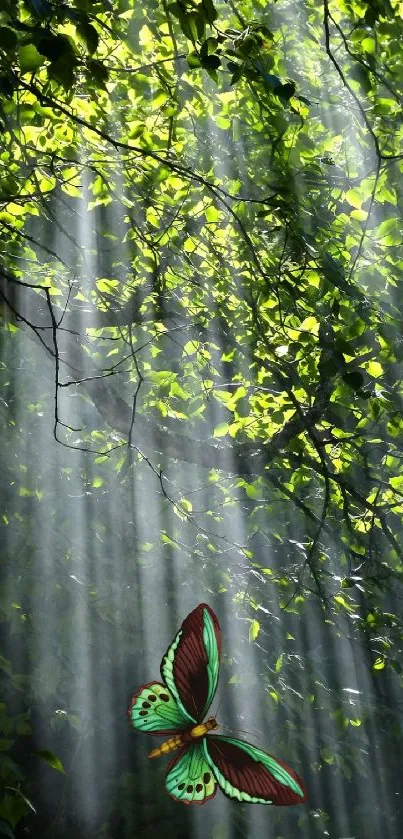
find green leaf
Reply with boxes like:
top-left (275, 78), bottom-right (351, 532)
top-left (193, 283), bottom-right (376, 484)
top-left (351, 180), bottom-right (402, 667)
top-left (345, 188), bottom-right (363, 209)
top-left (0, 74), bottom-right (15, 97)
top-left (187, 51), bottom-right (201, 69)
top-left (183, 12), bottom-right (198, 43)
top-left (334, 595), bottom-right (354, 612)
top-left (244, 482), bottom-right (259, 499)
top-left (236, 34), bottom-right (257, 58)
top-left (87, 59), bottom-right (109, 87)
top-left (229, 66), bottom-right (242, 84)
top-left (48, 55), bottom-right (76, 89)
top-left (320, 747), bottom-right (334, 764)
top-left (0, 26), bottom-right (18, 50)
top-left (297, 94), bottom-right (312, 106)
top-left (76, 22), bottom-right (99, 54)
top-left (260, 71), bottom-right (281, 90)
top-left (4, 788), bottom-right (36, 814)
top-left (349, 64), bottom-right (371, 93)
top-left (35, 33), bottom-right (75, 61)
top-left (26, 0), bottom-right (52, 16)
top-left (342, 370), bottom-right (365, 391)
top-left (365, 7), bottom-right (378, 25)
top-left (373, 658), bottom-right (385, 671)
top-left (276, 82), bottom-right (296, 101)
top-left (200, 37), bottom-right (218, 56)
top-left (341, 578), bottom-right (354, 588)
top-left (366, 361), bottom-right (383, 378)
top-left (249, 619), bottom-right (260, 642)
top-left (18, 44), bottom-right (44, 73)
top-left (201, 54), bottom-right (221, 71)
top-left (33, 750), bottom-right (66, 774)
top-left (213, 422), bottom-right (229, 438)
top-left (201, 0), bottom-right (218, 23)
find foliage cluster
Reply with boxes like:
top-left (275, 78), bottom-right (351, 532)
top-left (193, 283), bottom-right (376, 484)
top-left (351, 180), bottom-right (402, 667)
top-left (1, 0), bottom-right (403, 836)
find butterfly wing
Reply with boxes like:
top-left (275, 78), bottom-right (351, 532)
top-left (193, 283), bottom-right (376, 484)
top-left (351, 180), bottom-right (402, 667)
top-left (161, 603), bottom-right (221, 724)
top-left (203, 736), bottom-right (307, 805)
top-left (129, 682), bottom-right (189, 735)
top-left (165, 743), bottom-right (217, 805)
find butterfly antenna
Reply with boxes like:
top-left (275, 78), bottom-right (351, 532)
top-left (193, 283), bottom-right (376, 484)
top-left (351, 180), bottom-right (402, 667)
top-left (214, 695), bottom-right (224, 720)
top-left (219, 724), bottom-right (264, 745)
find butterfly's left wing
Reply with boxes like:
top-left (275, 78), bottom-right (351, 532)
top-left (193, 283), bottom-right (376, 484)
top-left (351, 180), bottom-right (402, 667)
top-left (165, 743), bottom-right (217, 805)
top-left (161, 603), bottom-right (221, 724)
top-left (129, 682), bottom-right (189, 735)
top-left (203, 736), bottom-right (307, 806)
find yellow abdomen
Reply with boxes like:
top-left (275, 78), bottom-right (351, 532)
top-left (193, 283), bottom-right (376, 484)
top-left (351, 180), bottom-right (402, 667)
top-left (148, 717), bottom-right (218, 759)
top-left (148, 734), bottom-right (183, 759)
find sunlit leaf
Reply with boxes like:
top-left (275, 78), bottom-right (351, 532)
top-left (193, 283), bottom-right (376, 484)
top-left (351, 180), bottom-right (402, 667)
top-left (33, 750), bottom-right (66, 774)
top-left (275, 654), bottom-right (283, 672)
top-left (213, 422), bottom-right (229, 438)
top-left (18, 44), bottom-right (44, 73)
top-left (248, 619), bottom-right (260, 642)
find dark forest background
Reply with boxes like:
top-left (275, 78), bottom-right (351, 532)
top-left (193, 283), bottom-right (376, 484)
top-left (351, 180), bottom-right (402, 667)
top-left (1, 0), bottom-right (403, 837)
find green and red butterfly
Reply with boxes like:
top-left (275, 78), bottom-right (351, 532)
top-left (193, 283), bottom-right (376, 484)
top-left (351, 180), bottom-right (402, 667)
top-left (129, 603), bottom-right (307, 806)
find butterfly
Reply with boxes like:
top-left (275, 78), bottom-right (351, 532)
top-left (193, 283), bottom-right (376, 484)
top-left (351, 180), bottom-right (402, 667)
top-left (129, 603), bottom-right (307, 806)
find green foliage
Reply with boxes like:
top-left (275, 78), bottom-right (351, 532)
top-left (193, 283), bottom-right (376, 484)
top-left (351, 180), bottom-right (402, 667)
top-left (33, 750), bottom-right (66, 774)
top-left (1, 0), bottom-right (403, 835)
top-left (0, 702), bottom-right (35, 836)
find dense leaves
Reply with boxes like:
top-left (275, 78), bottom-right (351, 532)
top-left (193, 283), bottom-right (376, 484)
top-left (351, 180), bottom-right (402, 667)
top-left (1, 0), bottom-right (403, 836)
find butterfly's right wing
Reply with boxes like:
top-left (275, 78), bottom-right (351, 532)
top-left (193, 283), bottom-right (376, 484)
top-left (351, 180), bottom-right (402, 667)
top-left (165, 743), bottom-right (217, 805)
top-left (129, 682), bottom-right (189, 735)
top-left (203, 735), bottom-right (307, 805)
top-left (160, 603), bottom-right (221, 724)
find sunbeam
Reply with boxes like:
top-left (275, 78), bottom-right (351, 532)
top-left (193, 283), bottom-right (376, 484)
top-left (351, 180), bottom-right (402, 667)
top-left (1, 1), bottom-right (403, 838)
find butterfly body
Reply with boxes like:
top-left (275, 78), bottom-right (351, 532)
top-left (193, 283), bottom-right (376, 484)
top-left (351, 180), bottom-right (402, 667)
top-left (130, 603), bottom-right (307, 806)
top-left (149, 717), bottom-right (218, 759)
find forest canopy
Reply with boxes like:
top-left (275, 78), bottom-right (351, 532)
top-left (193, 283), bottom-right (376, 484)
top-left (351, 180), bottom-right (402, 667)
top-left (1, 0), bottom-right (403, 837)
